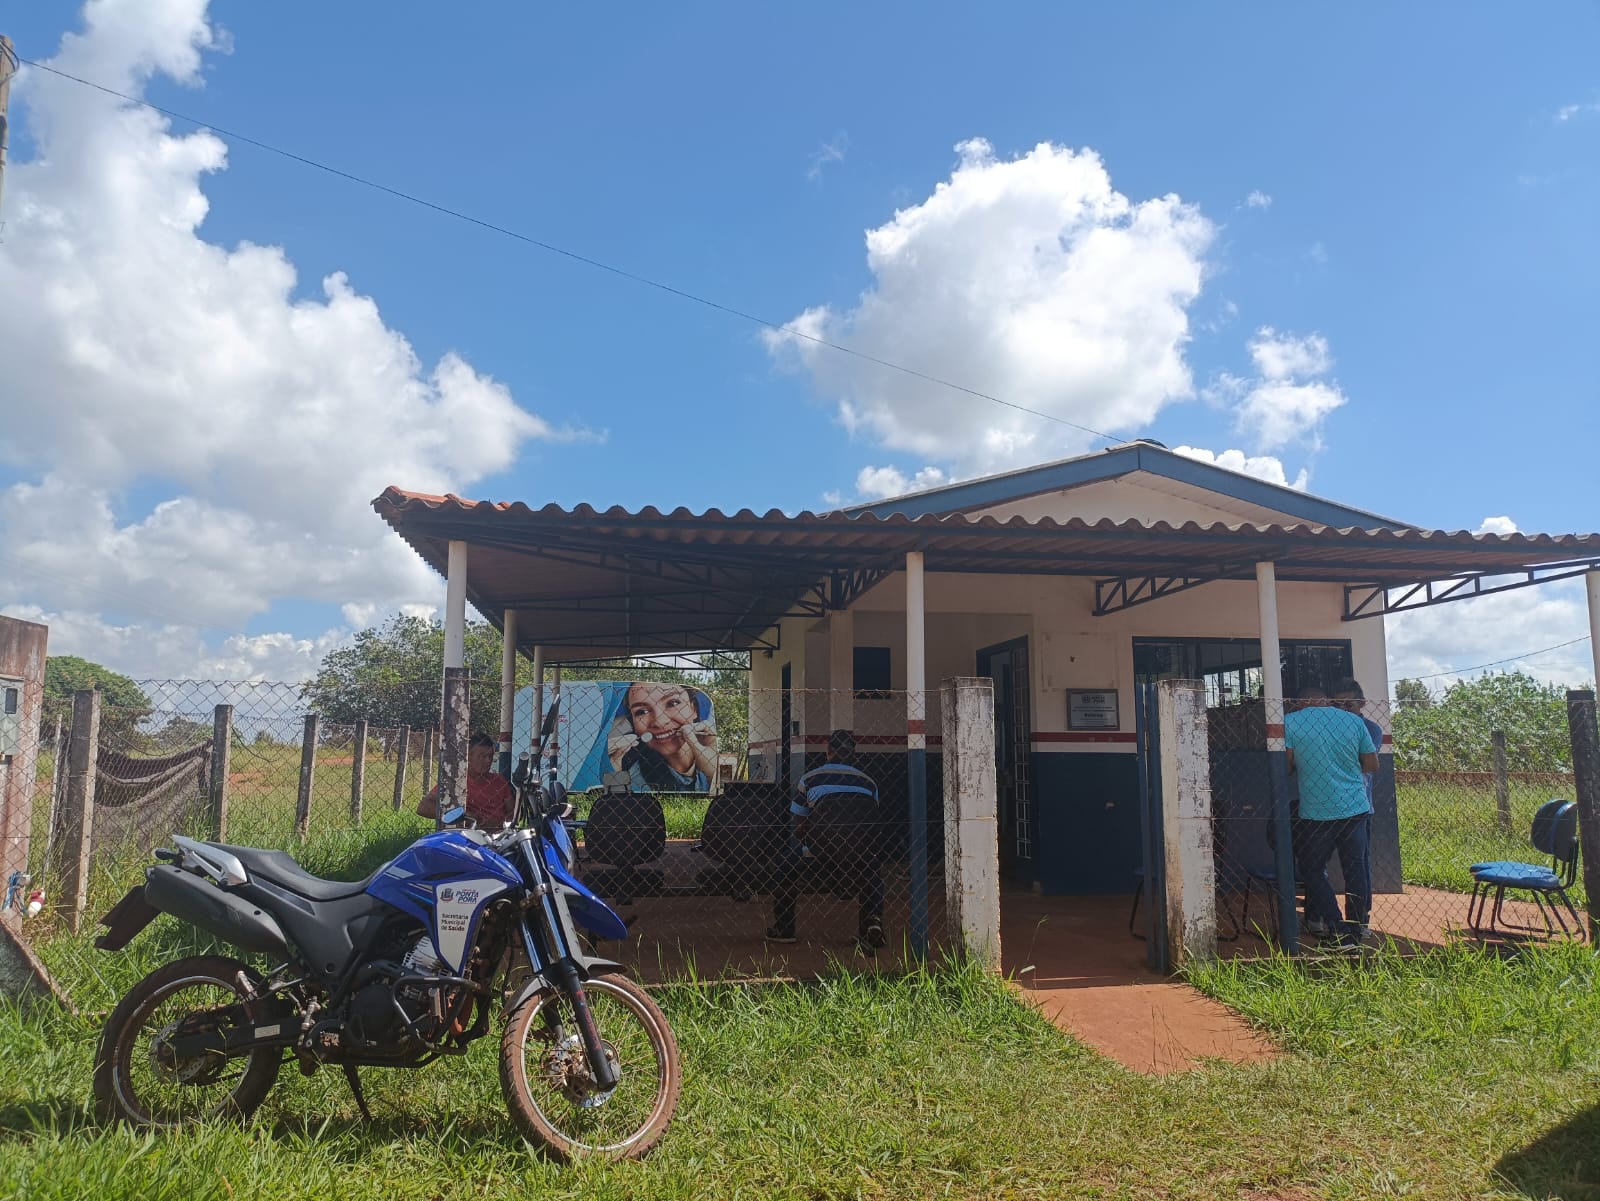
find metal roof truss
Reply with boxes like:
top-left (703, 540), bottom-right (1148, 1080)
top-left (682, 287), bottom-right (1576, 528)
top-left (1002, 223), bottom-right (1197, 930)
top-left (1343, 559), bottom-right (1600, 620)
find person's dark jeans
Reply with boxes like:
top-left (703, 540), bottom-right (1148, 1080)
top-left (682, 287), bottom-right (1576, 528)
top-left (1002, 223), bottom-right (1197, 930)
top-left (770, 843), bottom-right (885, 937)
top-left (1295, 813), bottom-right (1372, 929)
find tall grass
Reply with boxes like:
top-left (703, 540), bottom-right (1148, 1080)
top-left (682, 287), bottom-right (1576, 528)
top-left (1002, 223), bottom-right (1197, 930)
top-left (1397, 780), bottom-right (1588, 905)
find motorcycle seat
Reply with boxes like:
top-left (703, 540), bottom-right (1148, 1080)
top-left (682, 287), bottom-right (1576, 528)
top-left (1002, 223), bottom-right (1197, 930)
top-left (207, 842), bottom-right (382, 902)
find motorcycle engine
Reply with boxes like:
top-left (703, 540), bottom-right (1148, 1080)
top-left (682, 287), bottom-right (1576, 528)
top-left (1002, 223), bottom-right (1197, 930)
top-left (349, 934), bottom-right (448, 1047)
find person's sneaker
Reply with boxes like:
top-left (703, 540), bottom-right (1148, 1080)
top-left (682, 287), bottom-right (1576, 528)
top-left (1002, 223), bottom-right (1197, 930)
top-left (1329, 931), bottom-right (1365, 953)
top-left (1302, 916), bottom-right (1332, 938)
top-left (861, 919), bottom-right (886, 950)
top-left (764, 926), bottom-right (797, 944)
top-left (853, 935), bottom-right (879, 957)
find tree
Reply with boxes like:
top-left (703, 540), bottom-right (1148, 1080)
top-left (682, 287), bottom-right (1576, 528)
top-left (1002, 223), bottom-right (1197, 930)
top-left (1391, 670), bottom-right (1572, 773)
top-left (299, 614), bottom-right (507, 734)
top-left (41, 655), bottom-right (150, 738)
top-left (1393, 677), bottom-right (1434, 712)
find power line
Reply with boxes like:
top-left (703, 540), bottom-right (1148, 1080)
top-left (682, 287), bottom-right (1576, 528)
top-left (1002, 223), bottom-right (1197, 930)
top-left (16, 55), bottom-right (1122, 446)
top-left (1404, 635), bottom-right (1592, 682)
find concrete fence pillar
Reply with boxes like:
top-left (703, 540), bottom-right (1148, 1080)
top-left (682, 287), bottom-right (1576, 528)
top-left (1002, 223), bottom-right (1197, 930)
top-left (295, 714), bottom-right (319, 841)
top-left (209, 704), bottom-right (232, 841)
top-left (1566, 690), bottom-right (1600, 943)
top-left (940, 676), bottom-right (1001, 970)
top-left (391, 725), bottom-right (410, 811)
top-left (350, 719), bottom-right (368, 824)
top-left (1157, 679), bottom-right (1217, 965)
top-left (60, 689), bottom-right (100, 933)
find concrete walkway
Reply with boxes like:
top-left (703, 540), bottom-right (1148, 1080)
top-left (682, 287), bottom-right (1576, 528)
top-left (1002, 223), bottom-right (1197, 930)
top-left (1000, 892), bottom-right (1280, 1075)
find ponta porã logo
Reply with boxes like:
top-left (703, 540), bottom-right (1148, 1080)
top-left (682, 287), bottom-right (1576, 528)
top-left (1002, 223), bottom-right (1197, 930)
top-left (438, 887), bottom-right (454, 903)
top-left (454, 888), bottom-right (480, 904)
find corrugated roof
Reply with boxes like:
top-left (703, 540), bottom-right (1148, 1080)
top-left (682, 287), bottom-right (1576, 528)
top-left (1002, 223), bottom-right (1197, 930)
top-left (373, 487), bottom-right (1600, 659)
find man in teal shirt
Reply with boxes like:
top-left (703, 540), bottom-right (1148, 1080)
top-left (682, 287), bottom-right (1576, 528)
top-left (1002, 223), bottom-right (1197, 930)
top-left (1285, 685), bottom-right (1379, 947)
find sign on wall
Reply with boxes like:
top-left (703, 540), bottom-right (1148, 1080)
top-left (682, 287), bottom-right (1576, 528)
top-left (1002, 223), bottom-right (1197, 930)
top-left (1066, 688), bottom-right (1120, 731)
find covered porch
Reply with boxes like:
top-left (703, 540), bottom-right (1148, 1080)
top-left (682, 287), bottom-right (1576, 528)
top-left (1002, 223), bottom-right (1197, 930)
top-left (373, 485), bottom-right (1600, 967)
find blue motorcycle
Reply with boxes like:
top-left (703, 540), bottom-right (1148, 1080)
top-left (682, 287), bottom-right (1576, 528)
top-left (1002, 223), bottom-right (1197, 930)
top-left (90, 709), bottom-right (681, 1161)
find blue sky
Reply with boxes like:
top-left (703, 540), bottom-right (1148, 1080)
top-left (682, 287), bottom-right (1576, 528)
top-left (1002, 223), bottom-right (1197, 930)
top-left (1, 1), bottom-right (1596, 685)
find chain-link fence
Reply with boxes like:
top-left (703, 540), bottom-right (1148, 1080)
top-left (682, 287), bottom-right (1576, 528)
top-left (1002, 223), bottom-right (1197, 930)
top-left (1208, 693), bottom-right (1588, 950)
top-left (7, 675), bottom-right (954, 998)
top-left (524, 683), bottom-right (948, 981)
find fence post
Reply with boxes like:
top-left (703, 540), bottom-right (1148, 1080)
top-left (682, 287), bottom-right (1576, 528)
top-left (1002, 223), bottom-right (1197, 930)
top-left (1157, 680), bottom-right (1217, 965)
top-left (209, 704), bottom-right (233, 841)
top-left (350, 719), bottom-right (368, 824)
top-left (392, 725), bottom-right (410, 811)
top-left (439, 669), bottom-right (470, 828)
top-left (1491, 729), bottom-right (1511, 835)
top-left (1565, 690), bottom-right (1600, 942)
top-left (422, 727), bottom-right (435, 800)
top-left (296, 714), bottom-right (319, 841)
top-left (940, 677), bottom-right (1000, 969)
top-left (60, 689), bottom-right (100, 934)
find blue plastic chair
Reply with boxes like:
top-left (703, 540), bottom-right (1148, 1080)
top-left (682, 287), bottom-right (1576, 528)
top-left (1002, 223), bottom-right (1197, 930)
top-left (1467, 799), bottom-right (1584, 941)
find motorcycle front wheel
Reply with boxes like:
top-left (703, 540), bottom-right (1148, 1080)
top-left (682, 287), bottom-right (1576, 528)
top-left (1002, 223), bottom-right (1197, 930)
top-left (499, 972), bottom-right (680, 1161)
top-left (93, 954), bottom-right (282, 1128)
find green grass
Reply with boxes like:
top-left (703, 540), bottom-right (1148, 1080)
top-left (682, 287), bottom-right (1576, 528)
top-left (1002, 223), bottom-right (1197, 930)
top-left (8, 840), bottom-right (1600, 1200)
top-left (1397, 780), bottom-right (1588, 905)
top-left (570, 791), bottom-right (709, 842)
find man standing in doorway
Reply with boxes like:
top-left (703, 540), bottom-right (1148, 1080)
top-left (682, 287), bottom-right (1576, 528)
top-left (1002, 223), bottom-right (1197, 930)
top-left (1285, 685), bottom-right (1378, 948)
top-left (766, 729), bottom-right (887, 954)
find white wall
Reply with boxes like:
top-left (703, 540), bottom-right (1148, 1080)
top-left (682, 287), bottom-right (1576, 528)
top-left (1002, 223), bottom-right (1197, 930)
top-left (969, 475), bottom-right (1302, 527)
top-left (755, 568), bottom-right (1388, 750)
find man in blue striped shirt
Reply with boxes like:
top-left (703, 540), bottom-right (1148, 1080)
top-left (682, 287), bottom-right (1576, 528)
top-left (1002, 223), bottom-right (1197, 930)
top-left (766, 729), bottom-right (887, 953)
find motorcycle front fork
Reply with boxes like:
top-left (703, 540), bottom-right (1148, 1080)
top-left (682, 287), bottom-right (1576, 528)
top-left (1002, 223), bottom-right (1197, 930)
top-left (519, 911), bottom-right (620, 1092)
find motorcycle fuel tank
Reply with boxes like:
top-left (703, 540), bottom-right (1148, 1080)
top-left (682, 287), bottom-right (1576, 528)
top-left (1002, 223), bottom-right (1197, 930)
top-left (367, 831), bottom-right (523, 972)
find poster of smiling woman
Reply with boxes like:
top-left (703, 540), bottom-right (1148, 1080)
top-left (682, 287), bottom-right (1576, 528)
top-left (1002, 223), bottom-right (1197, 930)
top-left (514, 680), bottom-right (717, 794)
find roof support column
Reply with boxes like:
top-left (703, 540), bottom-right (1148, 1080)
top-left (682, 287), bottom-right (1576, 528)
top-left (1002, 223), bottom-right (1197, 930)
top-left (1256, 561), bottom-right (1298, 952)
top-left (439, 539), bottom-right (470, 825)
top-left (498, 610), bottom-right (517, 779)
top-left (1588, 571), bottom-right (1600, 695)
top-left (906, 550), bottom-right (929, 959)
top-left (829, 608), bottom-right (854, 734)
top-left (444, 540), bottom-right (468, 671)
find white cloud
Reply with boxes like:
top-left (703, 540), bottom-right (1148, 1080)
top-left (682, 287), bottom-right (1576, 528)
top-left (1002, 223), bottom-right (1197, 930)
top-left (807, 132), bottom-right (849, 181)
top-left (1245, 190), bottom-right (1273, 209)
top-left (1172, 446), bottom-right (1308, 491)
top-left (1474, 515), bottom-right (1519, 536)
top-left (1556, 101), bottom-right (1599, 122)
top-left (1207, 327), bottom-right (1348, 454)
top-left (1250, 328), bottom-right (1331, 381)
top-left (0, 603), bottom-right (350, 682)
top-left (765, 138), bottom-right (1215, 477)
top-left (854, 465), bottom-right (949, 500)
top-left (0, 0), bottom-right (570, 678)
top-left (1385, 581), bottom-right (1594, 691)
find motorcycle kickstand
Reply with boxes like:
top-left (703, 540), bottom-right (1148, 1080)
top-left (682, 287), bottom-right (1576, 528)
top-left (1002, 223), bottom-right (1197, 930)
top-left (342, 1064), bottom-right (374, 1123)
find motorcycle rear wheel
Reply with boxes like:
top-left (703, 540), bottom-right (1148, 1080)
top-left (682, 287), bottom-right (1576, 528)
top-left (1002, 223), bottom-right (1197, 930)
top-left (93, 954), bottom-right (282, 1128)
top-left (499, 972), bottom-right (680, 1161)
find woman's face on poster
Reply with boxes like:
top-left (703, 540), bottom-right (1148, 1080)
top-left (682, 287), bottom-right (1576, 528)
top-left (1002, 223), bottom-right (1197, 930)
top-left (626, 682), bottom-right (697, 755)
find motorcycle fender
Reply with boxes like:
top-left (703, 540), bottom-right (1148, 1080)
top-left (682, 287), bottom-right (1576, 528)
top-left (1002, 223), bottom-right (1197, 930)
top-left (143, 864), bottom-right (291, 958)
top-left (95, 885), bottom-right (161, 951)
top-left (506, 954), bottom-right (629, 1011)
